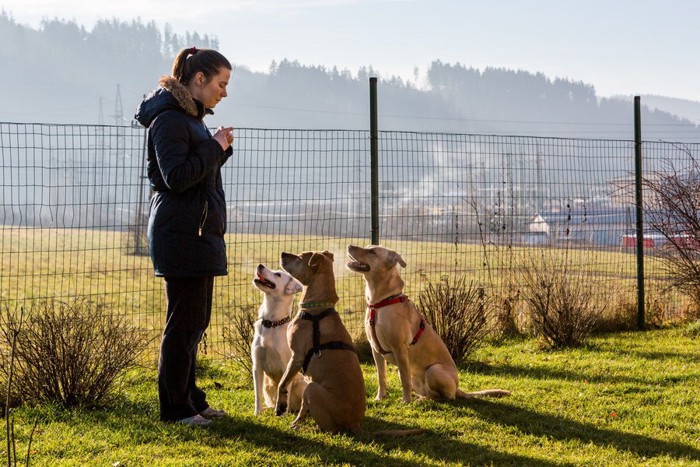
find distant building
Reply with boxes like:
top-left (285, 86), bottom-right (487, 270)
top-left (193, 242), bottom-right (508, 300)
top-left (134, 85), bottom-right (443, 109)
top-left (526, 204), bottom-right (633, 246)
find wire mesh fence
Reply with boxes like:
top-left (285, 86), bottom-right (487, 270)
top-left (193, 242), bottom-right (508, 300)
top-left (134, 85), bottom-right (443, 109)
top-left (1, 122), bottom-right (698, 359)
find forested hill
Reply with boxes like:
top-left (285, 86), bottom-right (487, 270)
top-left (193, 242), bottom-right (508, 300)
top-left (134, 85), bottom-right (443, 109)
top-left (1, 13), bottom-right (698, 141)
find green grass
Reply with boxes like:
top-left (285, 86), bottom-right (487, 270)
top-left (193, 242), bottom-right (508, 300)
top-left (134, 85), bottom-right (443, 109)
top-left (5, 326), bottom-right (700, 466)
top-left (2, 227), bottom-right (692, 356)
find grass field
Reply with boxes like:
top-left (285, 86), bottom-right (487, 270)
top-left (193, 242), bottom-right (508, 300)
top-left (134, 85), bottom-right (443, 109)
top-left (2, 226), bottom-right (690, 357)
top-left (3, 326), bottom-right (700, 466)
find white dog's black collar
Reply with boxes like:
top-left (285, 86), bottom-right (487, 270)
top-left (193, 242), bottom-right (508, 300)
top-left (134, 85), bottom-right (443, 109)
top-left (261, 316), bottom-right (291, 328)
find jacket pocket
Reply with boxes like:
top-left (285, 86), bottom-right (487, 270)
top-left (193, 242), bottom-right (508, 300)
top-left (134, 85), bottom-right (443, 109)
top-left (198, 200), bottom-right (209, 236)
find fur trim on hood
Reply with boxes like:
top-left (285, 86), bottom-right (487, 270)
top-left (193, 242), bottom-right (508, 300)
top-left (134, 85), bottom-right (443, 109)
top-left (158, 76), bottom-right (198, 118)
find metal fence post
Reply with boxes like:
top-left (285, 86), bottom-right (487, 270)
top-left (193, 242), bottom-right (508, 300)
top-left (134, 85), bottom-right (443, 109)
top-left (370, 77), bottom-right (379, 245)
top-left (634, 96), bottom-right (645, 330)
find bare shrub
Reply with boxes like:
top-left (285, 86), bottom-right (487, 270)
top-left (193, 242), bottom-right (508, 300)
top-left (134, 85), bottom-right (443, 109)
top-left (642, 148), bottom-right (700, 313)
top-left (351, 327), bottom-right (373, 364)
top-left (519, 251), bottom-right (607, 349)
top-left (496, 295), bottom-right (519, 337)
top-left (0, 298), bottom-right (153, 407)
top-left (3, 307), bottom-right (39, 467)
top-left (416, 275), bottom-right (493, 364)
top-left (222, 306), bottom-right (257, 380)
top-left (596, 287), bottom-right (692, 333)
top-left (491, 285), bottom-right (524, 338)
top-left (595, 295), bottom-right (638, 332)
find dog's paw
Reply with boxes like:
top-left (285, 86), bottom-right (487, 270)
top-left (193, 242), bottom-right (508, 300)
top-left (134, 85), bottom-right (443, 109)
top-left (275, 402), bottom-right (287, 416)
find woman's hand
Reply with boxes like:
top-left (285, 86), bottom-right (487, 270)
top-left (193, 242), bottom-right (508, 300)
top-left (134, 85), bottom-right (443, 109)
top-left (213, 126), bottom-right (234, 150)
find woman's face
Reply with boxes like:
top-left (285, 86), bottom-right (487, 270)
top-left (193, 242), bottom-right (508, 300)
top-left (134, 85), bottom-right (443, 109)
top-left (190, 67), bottom-right (231, 109)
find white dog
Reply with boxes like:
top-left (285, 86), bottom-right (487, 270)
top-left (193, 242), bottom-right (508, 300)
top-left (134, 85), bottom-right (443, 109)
top-left (251, 264), bottom-right (308, 415)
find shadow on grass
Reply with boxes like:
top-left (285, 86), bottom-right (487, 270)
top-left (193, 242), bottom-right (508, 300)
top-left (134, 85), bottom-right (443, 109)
top-left (611, 348), bottom-right (700, 363)
top-left (161, 409), bottom-right (564, 466)
top-left (201, 415), bottom-right (424, 466)
top-left (358, 415), bottom-right (563, 466)
top-left (87, 401), bottom-right (391, 465)
top-left (82, 393), bottom-right (697, 465)
top-left (468, 399), bottom-right (700, 462)
top-left (475, 361), bottom-right (670, 385)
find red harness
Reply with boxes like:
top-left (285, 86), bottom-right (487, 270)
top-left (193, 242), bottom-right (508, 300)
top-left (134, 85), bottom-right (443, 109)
top-left (367, 294), bottom-right (425, 355)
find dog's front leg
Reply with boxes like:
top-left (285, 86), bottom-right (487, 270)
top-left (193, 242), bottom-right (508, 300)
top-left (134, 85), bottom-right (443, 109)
top-left (290, 390), bottom-right (310, 429)
top-left (252, 346), bottom-right (265, 415)
top-left (372, 348), bottom-right (388, 400)
top-left (394, 344), bottom-right (413, 403)
top-left (275, 352), bottom-right (304, 416)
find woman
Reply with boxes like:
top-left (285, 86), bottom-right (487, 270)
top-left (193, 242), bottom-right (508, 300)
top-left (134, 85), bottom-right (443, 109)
top-left (134, 47), bottom-right (233, 426)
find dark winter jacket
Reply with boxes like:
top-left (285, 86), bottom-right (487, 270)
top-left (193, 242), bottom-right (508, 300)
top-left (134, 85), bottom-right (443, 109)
top-left (134, 76), bottom-right (233, 277)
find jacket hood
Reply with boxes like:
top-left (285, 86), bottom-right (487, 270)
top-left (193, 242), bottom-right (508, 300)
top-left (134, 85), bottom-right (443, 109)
top-left (134, 76), bottom-right (210, 127)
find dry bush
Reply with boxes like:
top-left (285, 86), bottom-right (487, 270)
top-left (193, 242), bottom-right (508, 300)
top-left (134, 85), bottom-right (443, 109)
top-left (222, 306), bottom-right (257, 380)
top-left (645, 285), bottom-right (700, 325)
top-left (489, 282), bottom-right (525, 338)
top-left (645, 293), bottom-right (672, 329)
top-left (595, 295), bottom-right (638, 333)
top-left (351, 327), bottom-right (374, 364)
top-left (594, 288), bottom-right (693, 333)
top-left (519, 252), bottom-right (607, 349)
top-left (495, 294), bottom-right (521, 337)
top-left (0, 298), bottom-right (153, 408)
top-left (416, 275), bottom-right (493, 364)
top-left (642, 149), bottom-right (700, 312)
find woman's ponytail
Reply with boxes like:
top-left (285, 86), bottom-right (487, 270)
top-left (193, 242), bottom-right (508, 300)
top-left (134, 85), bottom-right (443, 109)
top-left (171, 47), bottom-right (231, 85)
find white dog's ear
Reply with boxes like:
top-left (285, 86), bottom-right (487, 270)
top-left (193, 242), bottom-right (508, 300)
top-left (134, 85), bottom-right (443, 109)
top-left (393, 252), bottom-right (407, 268)
top-left (285, 277), bottom-right (303, 295)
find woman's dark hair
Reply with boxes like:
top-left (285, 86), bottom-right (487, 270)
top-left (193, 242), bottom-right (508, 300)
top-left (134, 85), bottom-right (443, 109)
top-left (172, 47), bottom-right (232, 85)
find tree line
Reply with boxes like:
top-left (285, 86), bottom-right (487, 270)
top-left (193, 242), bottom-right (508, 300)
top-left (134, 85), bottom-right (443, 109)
top-left (1, 12), bottom-right (698, 141)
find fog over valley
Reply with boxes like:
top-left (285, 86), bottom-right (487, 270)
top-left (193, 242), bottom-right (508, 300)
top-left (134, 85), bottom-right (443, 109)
top-left (1, 14), bottom-right (699, 142)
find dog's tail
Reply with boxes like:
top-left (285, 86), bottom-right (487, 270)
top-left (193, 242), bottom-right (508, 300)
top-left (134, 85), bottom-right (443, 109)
top-left (456, 388), bottom-right (511, 399)
top-left (372, 428), bottom-right (427, 437)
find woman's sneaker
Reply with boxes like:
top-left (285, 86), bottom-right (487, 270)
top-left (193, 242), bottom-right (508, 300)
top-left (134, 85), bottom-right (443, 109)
top-left (178, 414), bottom-right (212, 426)
top-left (200, 407), bottom-right (226, 419)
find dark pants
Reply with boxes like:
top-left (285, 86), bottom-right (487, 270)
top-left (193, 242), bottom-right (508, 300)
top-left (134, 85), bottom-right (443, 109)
top-left (158, 276), bottom-right (214, 421)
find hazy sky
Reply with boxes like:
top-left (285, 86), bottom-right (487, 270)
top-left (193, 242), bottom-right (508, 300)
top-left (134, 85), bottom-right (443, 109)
top-left (3, 0), bottom-right (699, 101)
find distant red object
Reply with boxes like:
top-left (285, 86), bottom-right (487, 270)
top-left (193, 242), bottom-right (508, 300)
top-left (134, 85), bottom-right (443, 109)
top-left (622, 233), bottom-right (700, 250)
top-left (622, 236), bottom-right (655, 248)
top-left (621, 234), bottom-right (661, 248)
top-left (668, 235), bottom-right (700, 250)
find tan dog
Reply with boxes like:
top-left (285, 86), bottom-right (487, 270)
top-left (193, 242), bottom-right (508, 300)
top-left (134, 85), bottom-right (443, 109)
top-left (275, 250), bottom-right (366, 434)
top-left (346, 244), bottom-right (511, 402)
top-left (251, 264), bottom-right (307, 415)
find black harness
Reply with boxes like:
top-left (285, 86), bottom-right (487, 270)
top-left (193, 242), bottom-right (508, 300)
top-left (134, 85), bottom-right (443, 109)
top-left (298, 308), bottom-right (356, 374)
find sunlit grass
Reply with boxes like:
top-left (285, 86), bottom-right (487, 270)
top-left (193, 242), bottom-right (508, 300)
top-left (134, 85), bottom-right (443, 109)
top-left (4, 327), bottom-right (700, 466)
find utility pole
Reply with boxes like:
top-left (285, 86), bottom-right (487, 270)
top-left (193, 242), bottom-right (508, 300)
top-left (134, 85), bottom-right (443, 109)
top-left (113, 84), bottom-right (125, 151)
top-left (114, 84), bottom-right (123, 126)
top-left (98, 97), bottom-right (105, 148)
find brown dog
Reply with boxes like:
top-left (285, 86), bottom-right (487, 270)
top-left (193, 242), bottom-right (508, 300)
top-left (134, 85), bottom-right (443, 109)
top-left (275, 250), bottom-right (366, 434)
top-left (347, 244), bottom-right (511, 402)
